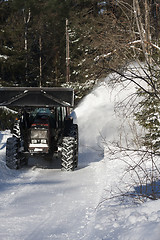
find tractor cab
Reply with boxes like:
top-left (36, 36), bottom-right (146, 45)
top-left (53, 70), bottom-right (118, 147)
top-left (29, 108), bottom-right (51, 154)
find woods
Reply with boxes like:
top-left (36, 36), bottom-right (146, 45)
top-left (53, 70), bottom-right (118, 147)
top-left (0, 0), bottom-right (101, 87)
top-left (1, 1), bottom-right (158, 88)
top-left (0, 0), bottom-right (70, 86)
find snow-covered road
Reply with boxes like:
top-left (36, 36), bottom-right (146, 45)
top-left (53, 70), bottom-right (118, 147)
top-left (0, 131), bottom-right (108, 240)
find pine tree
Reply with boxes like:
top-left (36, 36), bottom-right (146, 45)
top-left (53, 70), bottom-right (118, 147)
top-left (135, 68), bottom-right (160, 151)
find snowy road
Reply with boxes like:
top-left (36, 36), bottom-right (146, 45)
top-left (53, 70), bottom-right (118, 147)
top-left (0, 131), bottom-right (107, 240)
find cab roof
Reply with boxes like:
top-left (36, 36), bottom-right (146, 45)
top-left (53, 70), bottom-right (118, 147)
top-left (0, 87), bottom-right (74, 108)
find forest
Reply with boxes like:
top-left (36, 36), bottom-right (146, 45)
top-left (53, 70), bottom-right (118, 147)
top-left (0, 0), bottom-right (159, 88)
top-left (0, 0), bottom-right (103, 87)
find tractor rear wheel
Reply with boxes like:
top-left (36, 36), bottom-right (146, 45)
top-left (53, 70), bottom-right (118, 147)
top-left (69, 124), bottom-right (78, 168)
top-left (61, 137), bottom-right (75, 171)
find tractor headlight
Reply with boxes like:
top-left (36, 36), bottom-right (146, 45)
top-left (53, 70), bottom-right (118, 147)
top-left (31, 139), bottom-right (37, 144)
top-left (41, 139), bottom-right (47, 144)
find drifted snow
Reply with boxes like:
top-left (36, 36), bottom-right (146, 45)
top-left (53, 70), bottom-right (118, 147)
top-left (0, 78), bottom-right (160, 240)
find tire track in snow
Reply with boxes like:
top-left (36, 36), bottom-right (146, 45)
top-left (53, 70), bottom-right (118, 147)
top-left (1, 151), bottom-right (107, 240)
top-left (77, 156), bottom-right (108, 240)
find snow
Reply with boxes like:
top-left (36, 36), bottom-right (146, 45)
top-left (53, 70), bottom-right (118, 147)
top-left (0, 54), bottom-right (8, 60)
top-left (0, 74), bottom-right (160, 239)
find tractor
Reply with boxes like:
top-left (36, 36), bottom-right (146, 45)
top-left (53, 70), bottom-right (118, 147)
top-left (0, 87), bottom-right (78, 171)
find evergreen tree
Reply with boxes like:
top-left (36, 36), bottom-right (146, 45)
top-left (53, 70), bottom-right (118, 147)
top-left (134, 59), bottom-right (160, 151)
top-left (0, 107), bottom-right (17, 130)
top-left (135, 90), bottom-right (160, 151)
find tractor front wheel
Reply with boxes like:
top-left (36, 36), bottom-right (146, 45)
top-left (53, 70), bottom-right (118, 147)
top-left (6, 137), bottom-right (20, 169)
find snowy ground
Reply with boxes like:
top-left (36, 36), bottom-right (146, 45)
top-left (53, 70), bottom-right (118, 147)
top-left (0, 76), bottom-right (160, 240)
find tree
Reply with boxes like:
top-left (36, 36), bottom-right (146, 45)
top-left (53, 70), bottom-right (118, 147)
top-left (0, 1), bottom-right (26, 85)
top-left (68, 0), bottom-right (138, 84)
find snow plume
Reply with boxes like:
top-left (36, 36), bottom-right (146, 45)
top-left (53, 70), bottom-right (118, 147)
top-left (74, 83), bottom-right (118, 149)
top-left (75, 70), bottom-right (141, 151)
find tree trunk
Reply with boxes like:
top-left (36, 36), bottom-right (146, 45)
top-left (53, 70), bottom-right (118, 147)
top-left (145, 0), bottom-right (152, 64)
top-left (23, 8), bottom-right (31, 83)
top-left (39, 36), bottom-right (42, 87)
top-left (133, 0), bottom-right (152, 64)
top-left (66, 19), bottom-right (70, 83)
